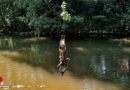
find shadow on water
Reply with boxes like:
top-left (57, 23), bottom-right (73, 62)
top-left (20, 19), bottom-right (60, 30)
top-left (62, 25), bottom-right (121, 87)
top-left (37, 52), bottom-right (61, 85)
top-left (0, 37), bottom-right (59, 73)
top-left (0, 37), bottom-right (130, 90)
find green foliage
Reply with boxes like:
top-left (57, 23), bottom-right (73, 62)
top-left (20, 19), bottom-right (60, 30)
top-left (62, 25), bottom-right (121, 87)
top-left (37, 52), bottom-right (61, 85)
top-left (60, 1), bottom-right (71, 21)
top-left (68, 16), bottom-right (84, 33)
top-left (0, 0), bottom-right (14, 28)
top-left (16, 0), bottom-right (63, 36)
top-left (0, 0), bottom-right (129, 36)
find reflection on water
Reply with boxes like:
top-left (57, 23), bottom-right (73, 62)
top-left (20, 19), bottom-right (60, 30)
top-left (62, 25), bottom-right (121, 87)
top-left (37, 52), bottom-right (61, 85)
top-left (90, 55), bottom-right (107, 78)
top-left (118, 57), bottom-right (129, 73)
top-left (0, 51), bottom-right (120, 90)
top-left (0, 37), bottom-right (130, 90)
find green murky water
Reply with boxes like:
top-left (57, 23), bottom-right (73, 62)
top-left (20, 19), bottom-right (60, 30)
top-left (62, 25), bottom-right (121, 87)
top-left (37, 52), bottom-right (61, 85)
top-left (0, 37), bottom-right (129, 90)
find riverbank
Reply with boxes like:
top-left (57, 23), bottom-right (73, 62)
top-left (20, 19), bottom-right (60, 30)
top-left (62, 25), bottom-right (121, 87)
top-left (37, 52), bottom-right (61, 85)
top-left (0, 30), bottom-right (130, 39)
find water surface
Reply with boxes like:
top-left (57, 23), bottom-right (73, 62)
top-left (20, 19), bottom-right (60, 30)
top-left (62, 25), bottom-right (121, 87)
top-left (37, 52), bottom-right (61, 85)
top-left (0, 37), bottom-right (130, 90)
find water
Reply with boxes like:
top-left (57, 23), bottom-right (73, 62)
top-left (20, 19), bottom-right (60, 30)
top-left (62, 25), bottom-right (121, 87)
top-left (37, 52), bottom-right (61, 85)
top-left (0, 37), bottom-right (130, 90)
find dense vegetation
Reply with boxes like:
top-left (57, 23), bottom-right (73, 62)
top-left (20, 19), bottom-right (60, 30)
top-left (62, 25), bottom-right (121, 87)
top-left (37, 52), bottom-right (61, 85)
top-left (0, 0), bottom-right (130, 37)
